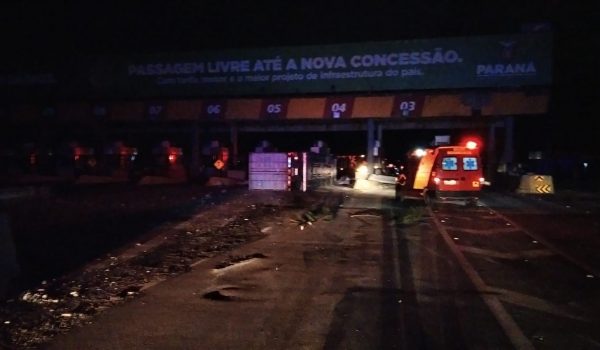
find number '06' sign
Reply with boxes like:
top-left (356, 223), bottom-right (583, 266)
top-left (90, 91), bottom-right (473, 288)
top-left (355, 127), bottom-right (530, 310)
top-left (202, 100), bottom-right (226, 118)
top-left (261, 99), bottom-right (288, 119)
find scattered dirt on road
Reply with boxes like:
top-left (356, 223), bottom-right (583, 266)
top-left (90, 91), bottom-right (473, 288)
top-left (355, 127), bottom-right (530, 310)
top-left (0, 186), bottom-right (339, 349)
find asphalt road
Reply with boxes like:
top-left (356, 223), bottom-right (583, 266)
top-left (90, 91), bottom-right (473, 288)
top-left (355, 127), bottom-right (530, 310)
top-left (10, 186), bottom-right (600, 349)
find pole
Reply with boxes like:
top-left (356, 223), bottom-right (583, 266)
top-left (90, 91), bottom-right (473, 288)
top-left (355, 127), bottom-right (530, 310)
top-left (487, 122), bottom-right (497, 183)
top-left (367, 119), bottom-right (375, 172)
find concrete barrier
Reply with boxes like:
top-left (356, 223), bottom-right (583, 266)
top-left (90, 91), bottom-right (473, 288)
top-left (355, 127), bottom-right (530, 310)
top-left (0, 187), bottom-right (36, 200)
top-left (0, 213), bottom-right (20, 299)
top-left (517, 174), bottom-right (554, 194)
top-left (367, 174), bottom-right (397, 185)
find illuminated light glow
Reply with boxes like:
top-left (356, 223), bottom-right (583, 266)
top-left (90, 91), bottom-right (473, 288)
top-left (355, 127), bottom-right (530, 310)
top-left (302, 152), bottom-right (307, 192)
top-left (413, 148), bottom-right (426, 157)
top-left (465, 141), bottom-right (478, 150)
top-left (168, 154), bottom-right (177, 163)
top-left (360, 154), bottom-right (365, 158)
top-left (583, 163), bottom-right (588, 168)
top-left (356, 165), bottom-right (369, 177)
top-left (479, 177), bottom-right (485, 183)
top-left (214, 159), bottom-right (225, 169)
top-left (433, 177), bottom-right (441, 184)
top-left (443, 179), bottom-right (457, 185)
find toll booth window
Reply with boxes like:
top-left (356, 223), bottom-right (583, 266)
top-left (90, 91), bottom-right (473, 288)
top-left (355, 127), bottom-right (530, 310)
top-left (442, 157), bottom-right (458, 170)
top-left (463, 157), bottom-right (478, 171)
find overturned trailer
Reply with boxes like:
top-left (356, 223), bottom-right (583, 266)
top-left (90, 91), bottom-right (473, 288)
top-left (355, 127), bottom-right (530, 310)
top-left (248, 151), bottom-right (335, 191)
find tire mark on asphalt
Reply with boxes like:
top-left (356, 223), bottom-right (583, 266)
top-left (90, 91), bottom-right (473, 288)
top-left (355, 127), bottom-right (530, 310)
top-left (384, 208), bottom-right (427, 349)
top-left (458, 245), bottom-right (555, 260)
top-left (427, 206), bottom-right (535, 350)
top-left (489, 287), bottom-right (589, 322)
top-left (481, 204), bottom-right (600, 279)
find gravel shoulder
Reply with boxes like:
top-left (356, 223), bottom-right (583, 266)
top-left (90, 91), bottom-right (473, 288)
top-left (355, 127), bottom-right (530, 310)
top-left (0, 185), bottom-right (333, 349)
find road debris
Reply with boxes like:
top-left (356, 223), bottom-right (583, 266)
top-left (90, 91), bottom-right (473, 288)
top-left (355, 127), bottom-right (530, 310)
top-left (214, 253), bottom-right (268, 269)
top-left (0, 190), bottom-right (290, 349)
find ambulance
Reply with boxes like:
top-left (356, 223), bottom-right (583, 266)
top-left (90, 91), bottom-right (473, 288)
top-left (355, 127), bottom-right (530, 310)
top-left (396, 140), bottom-right (485, 204)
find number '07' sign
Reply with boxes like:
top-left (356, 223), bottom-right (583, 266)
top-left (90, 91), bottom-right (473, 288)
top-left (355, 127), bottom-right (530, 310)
top-left (146, 102), bottom-right (165, 120)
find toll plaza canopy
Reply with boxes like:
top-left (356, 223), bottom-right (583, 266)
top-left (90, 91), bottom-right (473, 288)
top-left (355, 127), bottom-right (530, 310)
top-left (0, 32), bottom-right (552, 121)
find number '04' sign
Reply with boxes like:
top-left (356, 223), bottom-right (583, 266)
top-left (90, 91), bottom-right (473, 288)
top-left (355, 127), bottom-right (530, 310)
top-left (325, 97), bottom-right (354, 119)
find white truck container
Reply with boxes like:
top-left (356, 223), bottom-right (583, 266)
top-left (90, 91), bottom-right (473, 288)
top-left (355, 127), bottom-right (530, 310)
top-left (248, 152), bottom-right (289, 190)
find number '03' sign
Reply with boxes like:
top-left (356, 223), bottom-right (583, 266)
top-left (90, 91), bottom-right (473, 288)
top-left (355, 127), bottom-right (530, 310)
top-left (392, 95), bottom-right (424, 117)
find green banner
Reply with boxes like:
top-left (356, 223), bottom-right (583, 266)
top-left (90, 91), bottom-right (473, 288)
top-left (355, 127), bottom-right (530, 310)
top-left (91, 33), bottom-right (552, 97)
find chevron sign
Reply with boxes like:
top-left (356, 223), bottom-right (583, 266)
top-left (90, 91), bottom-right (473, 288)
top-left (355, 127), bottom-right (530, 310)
top-left (534, 175), bottom-right (545, 182)
top-left (536, 184), bottom-right (552, 193)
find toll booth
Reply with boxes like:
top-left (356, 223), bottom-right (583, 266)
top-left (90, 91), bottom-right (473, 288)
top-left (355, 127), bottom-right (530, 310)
top-left (0, 148), bottom-right (20, 182)
top-left (103, 141), bottom-right (138, 180)
top-left (21, 143), bottom-right (58, 178)
top-left (72, 146), bottom-right (98, 177)
top-left (201, 140), bottom-right (231, 180)
top-left (155, 141), bottom-right (186, 179)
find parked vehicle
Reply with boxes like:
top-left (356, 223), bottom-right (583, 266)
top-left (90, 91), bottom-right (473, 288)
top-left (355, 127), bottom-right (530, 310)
top-left (396, 140), bottom-right (485, 204)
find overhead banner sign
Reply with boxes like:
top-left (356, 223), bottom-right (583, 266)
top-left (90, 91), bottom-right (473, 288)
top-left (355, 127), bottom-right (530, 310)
top-left (92, 33), bottom-right (552, 97)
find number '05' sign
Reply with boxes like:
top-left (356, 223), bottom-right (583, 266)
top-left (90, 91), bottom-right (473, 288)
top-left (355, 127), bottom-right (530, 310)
top-left (325, 97), bottom-right (354, 119)
top-left (261, 99), bottom-right (288, 119)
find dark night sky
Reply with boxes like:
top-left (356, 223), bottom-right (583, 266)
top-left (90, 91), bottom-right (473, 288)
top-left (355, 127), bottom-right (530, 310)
top-left (1, 1), bottom-right (598, 155)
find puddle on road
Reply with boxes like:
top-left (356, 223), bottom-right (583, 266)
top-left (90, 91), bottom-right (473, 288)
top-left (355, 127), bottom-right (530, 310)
top-left (203, 290), bottom-right (237, 302)
top-left (349, 208), bottom-right (382, 218)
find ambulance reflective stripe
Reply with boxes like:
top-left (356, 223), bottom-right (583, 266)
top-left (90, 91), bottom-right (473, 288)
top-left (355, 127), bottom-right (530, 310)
top-left (398, 174), bottom-right (407, 186)
top-left (413, 151), bottom-right (436, 190)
